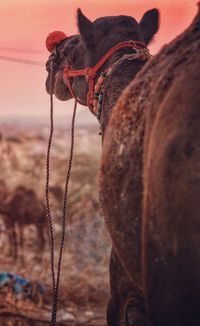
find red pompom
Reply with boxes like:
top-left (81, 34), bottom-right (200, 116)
top-left (46, 31), bottom-right (67, 52)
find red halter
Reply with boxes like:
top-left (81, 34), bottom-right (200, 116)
top-left (63, 40), bottom-right (149, 115)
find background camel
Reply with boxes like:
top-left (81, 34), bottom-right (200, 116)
top-left (100, 5), bottom-right (200, 326)
top-left (46, 8), bottom-right (159, 325)
top-left (0, 182), bottom-right (46, 261)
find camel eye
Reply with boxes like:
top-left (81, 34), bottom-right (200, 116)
top-left (71, 38), bottom-right (79, 45)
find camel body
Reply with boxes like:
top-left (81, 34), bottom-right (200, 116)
top-left (100, 7), bottom-right (200, 325)
top-left (0, 183), bottom-right (46, 261)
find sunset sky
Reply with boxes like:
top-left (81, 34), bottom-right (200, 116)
top-left (0, 0), bottom-right (197, 120)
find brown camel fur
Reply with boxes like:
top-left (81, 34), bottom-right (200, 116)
top-left (0, 182), bottom-right (46, 261)
top-left (100, 5), bottom-right (200, 326)
top-left (45, 8), bottom-right (159, 325)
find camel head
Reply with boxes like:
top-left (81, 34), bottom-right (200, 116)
top-left (45, 9), bottom-right (160, 116)
top-left (77, 8), bottom-right (160, 68)
top-left (77, 9), bottom-right (160, 130)
top-left (45, 34), bottom-right (87, 102)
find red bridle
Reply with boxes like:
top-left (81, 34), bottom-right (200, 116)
top-left (63, 40), bottom-right (149, 115)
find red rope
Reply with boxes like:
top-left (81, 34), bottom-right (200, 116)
top-left (63, 40), bottom-right (148, 114)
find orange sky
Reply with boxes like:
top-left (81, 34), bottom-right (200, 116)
top-left (0, 0), bottom-right (197, 118)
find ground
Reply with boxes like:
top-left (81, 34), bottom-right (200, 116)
top-left (0, 114), bottom-right (110, 325)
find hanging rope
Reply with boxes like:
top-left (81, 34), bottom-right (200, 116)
top-left (45, 62), bottom-right (77, 325)
top-left (45, 64), bottom-right (57, 324)
top-left (52, 101), bottom-right (77, 325)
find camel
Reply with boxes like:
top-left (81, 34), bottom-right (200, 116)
top-left (46, 8), bottom-right (159, 325)
top-left (46, 6), bottom-right (200, 326)
top-left (0, 182), bottom-right (46, 261)
top-left (100, 6), bottom-right (200, 326)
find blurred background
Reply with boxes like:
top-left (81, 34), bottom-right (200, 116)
top-left (0, 0), bottom-right (196, 325)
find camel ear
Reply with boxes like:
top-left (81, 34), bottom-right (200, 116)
top-left (77, 9), bottom-right (94, 50)
top-left (140, 9), bottom-right (160, 44)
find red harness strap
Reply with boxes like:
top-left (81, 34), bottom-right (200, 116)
top-left (64, 40), bottom-right (149, 115)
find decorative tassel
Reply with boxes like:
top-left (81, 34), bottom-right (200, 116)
top-left (46, 31), bottom-right (67, 52)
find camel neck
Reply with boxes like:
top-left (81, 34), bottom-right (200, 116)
top-left (100, 57), bottom-right (146, 139)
